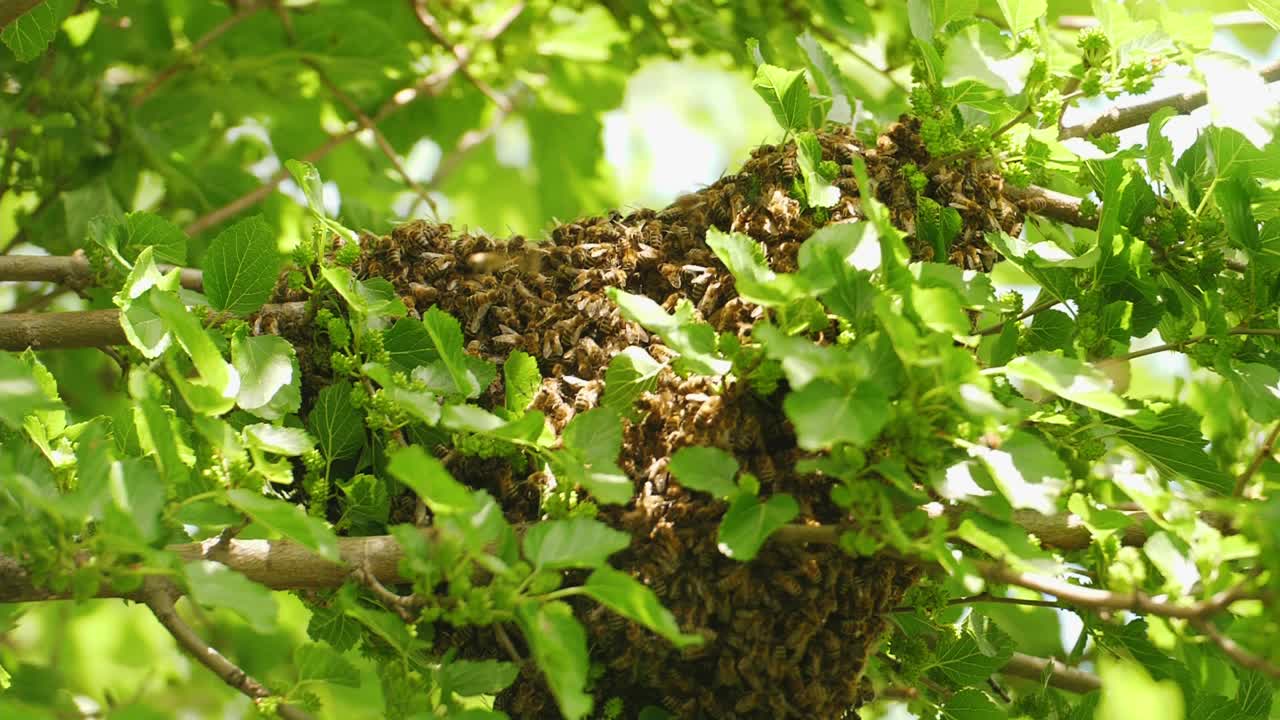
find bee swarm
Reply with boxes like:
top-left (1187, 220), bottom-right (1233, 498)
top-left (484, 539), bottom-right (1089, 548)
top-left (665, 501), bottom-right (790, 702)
top-left (278, 121), bottom-right (1025, 718)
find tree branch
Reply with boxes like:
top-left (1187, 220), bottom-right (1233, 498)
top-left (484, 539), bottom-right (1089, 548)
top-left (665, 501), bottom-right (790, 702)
top-left (409, 0), bottom-right (514, 111)
top-left (0, 253), bottom-right (203, 291)
top-left (131, 4), bottom-right (265, 107)
top-left (0, 302), bottom-right (305, 351)
top-left (1059, 60), bottom-right (1280, 140)
top-left (181, 3), bottom-right (525, 237)
top-left (1190, 617), bottom-right (1280, 681)
top-left (1235, 421), bottom-right (1280, 497)
top-left (979, 563), bottom-right (1259, 620)
top-left (304, 59), bottom-right (440, 218)
top-left (143, 579), bottom-right (314, 720)
top-left (1000, 652), bottom-right (1101, 693)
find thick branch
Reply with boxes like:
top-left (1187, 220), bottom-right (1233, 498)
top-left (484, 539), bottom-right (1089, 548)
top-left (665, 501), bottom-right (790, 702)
top-left (0, 302), bottom-right (305, 351)
top-left (1059, 60), bottom-right (1280, 140)
top-left (0, 254), bottom-right (203, 291)
top-left (1000, 652), bottom-right (1101, 693)
top-left (143, 579), bottom-right (314, 720)
top-left (1005, 184), bottom-right (1096, 229)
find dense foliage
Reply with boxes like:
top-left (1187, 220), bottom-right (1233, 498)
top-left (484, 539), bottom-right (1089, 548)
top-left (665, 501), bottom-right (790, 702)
top-left (2, 1), bottom-right (1280, 719)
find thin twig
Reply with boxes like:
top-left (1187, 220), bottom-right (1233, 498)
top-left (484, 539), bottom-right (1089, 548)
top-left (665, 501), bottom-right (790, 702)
top-left (1058, 11), bottom-right (1270, 30)
top-left (132, 4), bottom-right (265, 107)
top-left (181, 3), bottom-right (525, 237)
top-left (143, 579), bottom-right (314, 720)
top-left (1235, 422), bottom-right (1280, 497)
top-left (980, 562), bottom-right (1260, 620)
top-left (1116, 327), bottom-right (1280, 362)
top-left (304, 59), bottom-right (440, 218)
top-left (1190, 617), bottom-right (1280, 680)
top-left (976, 296), bottom-right (1060, 336)
top-left (409, 0), bottom-right (513, 111)
top-left (893, 592), bottom-right (1072, 613)
top-left (352, 564), bottom-right (421, 623)
top-left (1060, 59), bottom-right (1280, 140)
top-left (493, 623), bottom-right (526, 667)
top-left (1000, 652), bottom-right (1101, 693)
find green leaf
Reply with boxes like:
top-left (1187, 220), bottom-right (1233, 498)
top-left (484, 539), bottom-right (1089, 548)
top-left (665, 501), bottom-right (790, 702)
top-left (285, 160), bottom-right (326, 217)
top-left (971, 431), bottom-right (1069, 515)
top-left (184, 560), bottom-right (278, 634)
top-left (929, 627), bottom-right (1015, 687)
top-left (0, 353), bottom-right (59, 429)
top-left (522, 517), bottom-right (630, 570)
top-left (1199, 52), bottom-right (1280, 149)
top-left (421, 306), bottom-right (481, 398)
top-left (917, 196), bottom-right (963, 263)
top-left (244, 424), bottom-right (314, 457)
top-left (201, 216), bottom-right (281, 314)
top-left (795, 132), bottom-right (840, 208)
top-left (537, 5), bottom-right (625, 61)
top-left (601, 346), bottom-right (664, 420)
top-left (516, 601), bottom-right (593, 720)
top-left (1105, 406), bottom-right (1233, 494)
top-left (383, 318), bottom-right (439, 372)
top-left (439, 659), bottom-right (519, 697)
top-left (995, 0), bottom-right (1045, 34)
top-left (231, 335), bottom-right (300, 420)
top-left (308, 381), bottom-right (365, 460)
top-left (784, 379), bottom-right (890, 450)
top-left (148, 290), bottom-right (237, 402)
top-left (1251, 0), bottom-right (1280, 29)
top-left (503, 351), bottom-right (541, 414)
top-left (796, 31), bottom-right (851, 123)
top-left (608, 290), bottom-right (731, 376)
top-left (307, 605), bottom-right (362, 652)
top-left (752, 63), bottom-right (810, 133)
top-left (706, 227), bottom-right (809, 307)
top-left (1003, 352), bottom-right (1135, 417)
top-left (943, 21), bottom-right (1035, 95)
top-left (295, 643), bottom-right (360, 688)
top-left (1215, 178), bottom-right (1260, 253)
top-left (227, 489), bottom-right (340, 562)
top-left (2, 0), bottom-right (73, 61)
top-left (717, 493), bottom-right (798, 561)
top-left (387, 445), bottom-right (475, 516)
top-left (1225, 362), bottom-right (1280, 423)
top-left (583, 567), bottom-right (703, 648)
top-left (668, 446), bottom-right (740, 499)
top-left (1097, 657), bottom-right (1185, 720)
top-left (558, 407), bottom-right (632, 504)
top-left (942, 689), bottom-right (1005, 720)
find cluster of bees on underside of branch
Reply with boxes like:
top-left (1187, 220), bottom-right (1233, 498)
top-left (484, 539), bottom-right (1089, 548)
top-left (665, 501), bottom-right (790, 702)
top-left (282, 122), bottom-right (1024, 717)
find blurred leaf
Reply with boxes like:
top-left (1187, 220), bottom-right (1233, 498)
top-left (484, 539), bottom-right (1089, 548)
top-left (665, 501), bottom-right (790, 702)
top-left (503, 351), bottom-right (540, 414)
top-left (601, 346), bottom-right (663, 420)
top-left (227, 489), bottom-right (340, 562)
top-left (795, 131), bottom-right (840, 208)
top-left (971, 431), bottom-right (1068, 515)
top-left (387, 445), bottom-right (474, 516)
top-left (295, 643), bottom-right (360, 688)
top-left (784, 378), bottom-right (890, 449)
top-left (668, 445), bottom-right (741, 499)
top-left (1097, 657), bottom-right (1185, 720)
top-left (583, 567), bottom-right (704, 648)
top-left (1004, 352), bottom-right (1135, 417)
top-left (522, 517), bottom-right (630, 570)
top-left (995, 0), bottom-right (1046, 34)
top-left (557, 407), bottom-right (632, 504)
top-left (941, 689), bottom-right (1005, 720)
top-left (439, 658), bottom-right (519, 697)
top-left (717, 492), bottom-right (798, 561)
top-left (184, 560), bottom-right (278, 634)
top-left (516, 601), bottom-right (592, 720)
top-left (231, 335), bottom-right (300, 420)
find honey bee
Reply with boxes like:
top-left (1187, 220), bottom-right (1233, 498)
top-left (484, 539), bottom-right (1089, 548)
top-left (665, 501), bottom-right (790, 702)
top-left (409, 281), bottom-right (438, 306)
top-left (421, 253), bottom-right (453, 278)
top-left (572, 380), bottom-right (602, 413)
